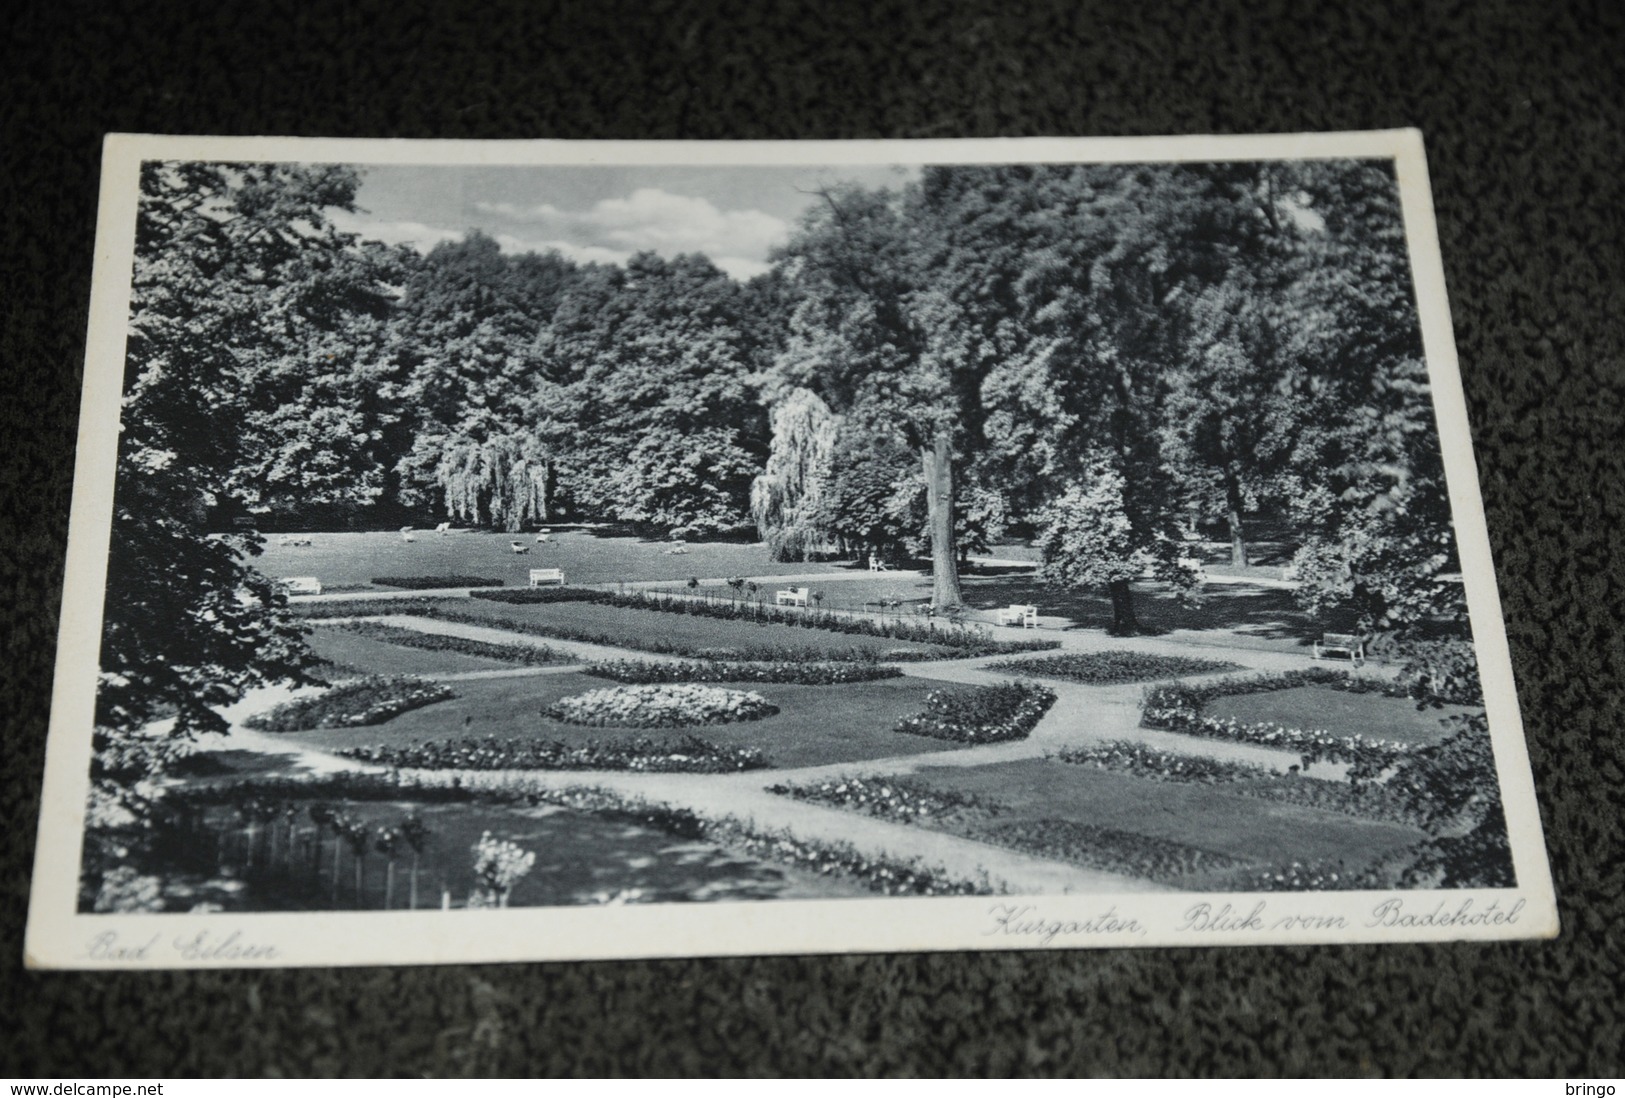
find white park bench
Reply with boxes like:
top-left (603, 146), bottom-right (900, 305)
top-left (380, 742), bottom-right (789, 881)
top-left (775, 586), bottom-right (809, 607)
top-left (281, 576), bottom-right (323, 596)
top-left (996, 604), bottom-right (1039, 628)
top-left (528, 568), bottom-right (565, 587)
top-left (1313, 632), bottom-right (1366, 667)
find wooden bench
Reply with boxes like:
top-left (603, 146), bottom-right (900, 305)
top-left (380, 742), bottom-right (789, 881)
top-left (775, 586), bottom-right (809, 607)
top-left (281, 576), bottom-right (323, 596)
top-left (1314, 632), bottom-right (1366, 666)
top-left (996, 604), bottom-right (1038, 628)
top-left (528, 568), bottom-right (564, 586)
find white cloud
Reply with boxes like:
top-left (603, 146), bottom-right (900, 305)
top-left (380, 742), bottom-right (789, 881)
top-left (492, 234), bottom-right (632, 268)
top-left (330, 210), bottom-right (465, 253)
top-left (476, 187), bottom-right (790, 273)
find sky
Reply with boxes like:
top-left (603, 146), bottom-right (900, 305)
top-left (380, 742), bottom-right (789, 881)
top-left (333, 163), bottom-right (920, 281)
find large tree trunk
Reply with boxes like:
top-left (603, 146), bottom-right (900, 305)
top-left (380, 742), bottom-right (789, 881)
top-left (1223, 461), bottom-right (1249, 569)
top-left (920, 429), bottom-right (964, 609)
top-left (1108, 578), bottom-right (1140, 635)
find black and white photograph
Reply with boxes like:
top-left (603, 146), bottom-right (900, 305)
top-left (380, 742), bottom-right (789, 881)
top-left (24, 132), bottom-right (1557, 969)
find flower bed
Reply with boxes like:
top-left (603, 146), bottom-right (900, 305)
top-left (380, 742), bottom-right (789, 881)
top-left (583, 658), bottom-right (903, 686)
top-left (768, 775), bottom-right (1007, 826)
top-left (547, 684), bottom-right (777, 728)
top-left (325, 621), bottom-right (561, 665)
top-left (976, 818), bottom-right (1242, 884)
top-left (1054, 741), bottom-right (1421, 824)
top-left (371, 575), bottom-right (506, 589)
top-left (1141, 670), bottom-right (1415, 769)
top-left (895, 681), bottom-right (1057, 744)
top-left (470, 586), bottom-right (1059, 658)
top-left (986, 650), bottom-right (1240, 684)
top-left (244, 676), bottom-right (454, 732)
top-left (339, 734), bottom-right (767, 773)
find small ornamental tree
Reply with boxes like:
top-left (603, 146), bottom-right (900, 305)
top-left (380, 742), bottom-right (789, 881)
top-left (400, 814), bottom-right (431, 910)
top-left (1035, 454), bottom-right (1197, 635)
top-left (470, 831), bottom-right (536, 908)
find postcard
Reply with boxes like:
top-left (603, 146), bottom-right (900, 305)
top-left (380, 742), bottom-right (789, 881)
top-left (24, 131), bottom-right (1557, 969)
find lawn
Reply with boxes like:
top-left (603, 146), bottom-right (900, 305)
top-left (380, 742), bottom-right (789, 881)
top-left (428, 597), bottom-right (954, 660)
top-left (304, 625), bottom-right (529, 677)
top-left (856, 758), bottom-right (1427, 888)
top-left (1205, 686), bottom-right (1473, 747)
top-left (254, 528), bottom-right (857, 590)
top-left (268, 672), bottom-right (979, 769)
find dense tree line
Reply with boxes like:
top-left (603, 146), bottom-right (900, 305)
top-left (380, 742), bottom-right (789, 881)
top-left (97, 157), bottom-right (1462, 779)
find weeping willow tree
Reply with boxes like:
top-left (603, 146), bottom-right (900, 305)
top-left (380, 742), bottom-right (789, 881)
top-left (422, 424), bottom-right (551, 532)
top-left (750, 388), bottom-right (840, 561)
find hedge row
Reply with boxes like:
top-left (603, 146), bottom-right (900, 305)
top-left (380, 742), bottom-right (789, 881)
top-left (322, 620), bottom-right (561, 665)
top-left (583, 658), bottom-right (903, 685)
top-left (371, 576), bottom-right (506, 589)
top-left (987, 649), bottom-right (1240, 685)
top-left (338, 734), bottom-right (768, 773)
top-left (471, 586), bottom-right (1060, 658)
top-left (1054, 741), bottom-right (1422, 825)
top-left (1140, 669), bottom-right (1417, 770)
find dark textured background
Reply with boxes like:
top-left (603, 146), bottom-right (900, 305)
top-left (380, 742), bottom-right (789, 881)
top-left (3, 0), bottom-right (1621, 1078)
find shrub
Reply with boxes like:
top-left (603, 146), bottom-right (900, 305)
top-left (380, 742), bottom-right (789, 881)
top-left (244, 676), bottom-right (453, 732)
top-left (987, 650), bottom-right (1240, 684)
top-left (1395, 639), bottom-right (1485, 706)
top-left (769, 775), bottom-right (1006, 825)
top-left (371, 576), bottom-right (505, 590)
top-left (338, 734), bottom-right (768, 773)
top-left (583, 659), bottom-right (903, 685)
top-left (895, 681), bottom-right (1057, 744)
top-left (548, 684), bottom-right (777, 728)
top-left (323, 621), bottom-right (561, 665)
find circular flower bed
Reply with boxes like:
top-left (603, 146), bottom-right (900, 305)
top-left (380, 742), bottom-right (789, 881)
top-left (547, 684), bottom-right (778, 728)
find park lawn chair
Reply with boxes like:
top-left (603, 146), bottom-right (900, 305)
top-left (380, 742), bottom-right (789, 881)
top-left (528, 568), bottom-right (564, 586)
top-left (535, 529), bottom-right (552, 543)
top-left (434, 522), bottom-right (450, 535)
top-left (775, 586), bottom-right (809, 607)
top-left (996, 604), bottom-right (1039, 628)
top-left (510, 541), bottom-right (531, 554)
top-left (281, 576), bottom-right (323, 596)
top-left (868, 554), bottom-right (890, 572)
top-left (1313, 632), bottom-right (1366, 667)
top-left (400, 526), bottom-right (417, 542)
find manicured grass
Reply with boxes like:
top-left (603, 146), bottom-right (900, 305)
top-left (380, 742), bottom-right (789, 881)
top-left (890, 758), bottom-right (1426, 888)
top-left (304, 626), bottom-right (530, 677)
top-left (267, 672), bottom-right (978, 769)
top-left (255, 528), bottom-right (856, 591)
top-left (427, 597), bottom-right (953, 660)
top-left (1205, 686), bottom-right (1471, 748)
